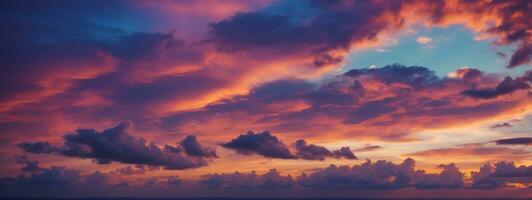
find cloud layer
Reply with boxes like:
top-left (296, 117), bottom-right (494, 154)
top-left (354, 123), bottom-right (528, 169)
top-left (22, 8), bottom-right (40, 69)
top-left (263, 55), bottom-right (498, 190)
top-left (19, 122), bottom-right (216, 170)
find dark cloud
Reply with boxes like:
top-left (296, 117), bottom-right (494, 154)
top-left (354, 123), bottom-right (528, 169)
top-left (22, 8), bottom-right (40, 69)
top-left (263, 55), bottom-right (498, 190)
top-left (345, 99), bottom-right (397, 124)
top-left (163, 65), bottom-right (531, 142)
top-left (353, 145), bottom-right (382, 152)
top-left (222, 131), bottom-right (296, 159)
top-left (180, 135), bottom-right (218, 158)
top-left (210, 0), bottom-right (532, 68)
top-left (114, 181), bottom-right (130, 188)
top-left (17, 142), bottom-right (55, 154)
top-left (208, 1), bottom-right (404, 68)
top-left (5, 166), bottom-right (81, 186)
top-left (343, 64), bottom-right (440, 88)
top-left (491, 161), bottom-right (532, 178)
top-left (472, 161), bottom-right (532, 188)
top-left (294, 139), bottom-right (331, 160)
top-left (166, 176), bottom-right (183, 187)
top-left (19, 122), bottom-right (214, 170)
top-left (199, 169), bottom-right (294, 189)
top-left (144, 177), bottom-right (159, 187)
top-left (295, 139), bottom-right (356, 160)
top-left (494, 137), bottom-right (532, 145)
top-left (491, 122), bottom-right (512, 129)
top-left (332, 147), bottom-right (357, 160)
top-left (297, 158), bottom-right (463, 189)
top-left (462, 72), bottom-right (531, 99)
top-left (83, 171), bottom-right (109, 185)
top-left (508, 43), bottom-right (531, 68)
top-left (15, 155), bottom-right (44, 173)
top-left (487, 0), bottom-right (531, 68)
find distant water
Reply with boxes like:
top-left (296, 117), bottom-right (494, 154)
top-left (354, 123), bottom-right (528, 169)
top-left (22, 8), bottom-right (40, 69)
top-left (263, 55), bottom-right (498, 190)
top-left (1, 198), bottom-right (529, 200)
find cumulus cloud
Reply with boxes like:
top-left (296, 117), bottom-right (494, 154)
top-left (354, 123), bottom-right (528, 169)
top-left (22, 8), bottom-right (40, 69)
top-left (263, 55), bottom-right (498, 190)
top-left (222, 132), bottom-right (356, 160)
top-left (472, 161), bottom-right (532, 188)
top-left (1, 166), bottom-right (81, 186)
top-left (199, 169), bottom-right (294, 189)
top-left (332, 147), bottom-right (358, 160)
top-left (447, 67), bottom-right (483, 85)
top-left (180, 135), bottom-right (218, 158)
top-left (222, 131), bottom-right (296, 159)
top-left (297, 158), bottom-right (463, 189)
top-left (295, 139), bottom-right (357, 160)
top-left (294, 139), bottom-right (331, 160)
top-left (462, 71), bottom-right (531, 99)
top-left (18, 122), bottom-right (216, 170)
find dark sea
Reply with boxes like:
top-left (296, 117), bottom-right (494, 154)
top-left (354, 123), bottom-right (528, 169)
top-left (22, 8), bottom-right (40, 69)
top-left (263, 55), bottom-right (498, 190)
top-left (1, 198), bottom-right (530, 200)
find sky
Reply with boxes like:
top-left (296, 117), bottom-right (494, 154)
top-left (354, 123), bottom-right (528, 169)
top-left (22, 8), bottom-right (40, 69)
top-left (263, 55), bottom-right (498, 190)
top-left (0, 0), bottom-right (531, 198)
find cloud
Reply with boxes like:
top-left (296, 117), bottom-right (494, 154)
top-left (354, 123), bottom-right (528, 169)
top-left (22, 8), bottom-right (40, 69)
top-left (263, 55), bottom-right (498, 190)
top-left (83, 171), bottom-right (109, 185)
top-left (294, 139), bottom-right (331, 160)
top-left (180, 135), bottom-right (218, 158)
top-left (144, 177), bottom-right (159, 187)
top-left (209, 1), bottom-right (532, 68)
top-left (491, 122), bottom-right (512, 129)
top-left (472, 161), bottom-right (532, 188)
top-left (416, 36), bottom-right (432, 46)
top-left (406, 142), bottom-right (530, 163)
top-left (222, 132), bottom-right (356, 160)
top-left (163, 64), bottom-right (530, 142)
top-left (332, 147), bottom-right (358, 160)
top-left (297, 158), bottom-right (463, 189)
top-left (110, 165), bottom-right (159, 175)
top-left (222, 131), bottom-right (296, 159)
top-left (353, 145), bottom-right (382, 152)
top-left (18, 122), bottom-right (215, 170)
top-left (343, 63), bottom-right (440, 88)
top-left (494, 137), bottom-right (532, 145)
top-left (462, 71), bottom-right (531, 99)
top-left (447, 67), bottom-right (483, 84)
top-left (1, 1), bottom-right (531, 160)
top-left (508, 43), bottom-right (531, 68)
top-left (15, 155), bottom-right (44, 173)
top-left (199, 169), bottom-right (294, 189)
top-left (17, 142), bottom-right (56, 154)
top-left (1, 166), bottom-right (81, 186)
top-left (294, 139), bottom-right (357, 160)
top-left (166, 176), bottom-right (183, 187)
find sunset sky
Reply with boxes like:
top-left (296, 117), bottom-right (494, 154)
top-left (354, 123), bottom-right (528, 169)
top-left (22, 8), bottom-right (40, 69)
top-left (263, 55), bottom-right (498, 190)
top-left (0, 0), bottom-right (531, 198)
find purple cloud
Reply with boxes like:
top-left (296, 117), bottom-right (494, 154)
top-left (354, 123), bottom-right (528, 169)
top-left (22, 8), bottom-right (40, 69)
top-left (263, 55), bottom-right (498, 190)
top-left (180, 135), bottom-right (218, 158)
top-left (494, 137), bottom-right (532, 145)
top-left (199, 169), bottom-right (294, 189)
top-left (295, 139), bottom-right (357, 160)
top-left (18, 122), bottom-right (215, 170)
top-left (222, 131), bottom-right (296, 159)
top-left (297, 158), bottom-right (463, 189)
